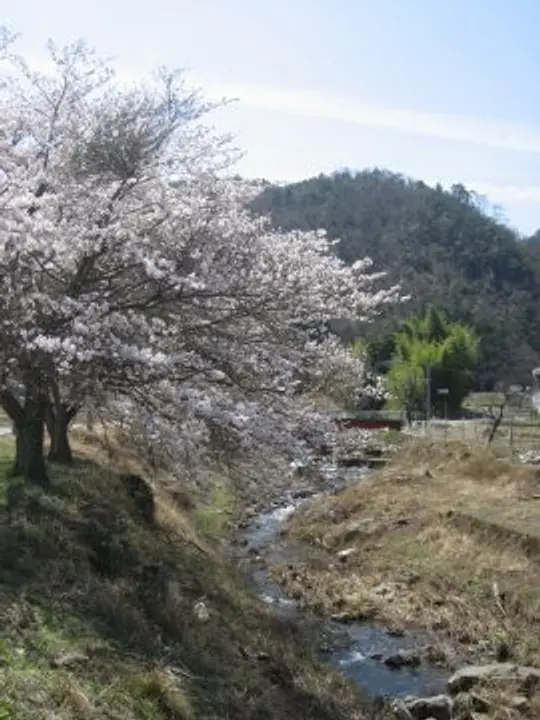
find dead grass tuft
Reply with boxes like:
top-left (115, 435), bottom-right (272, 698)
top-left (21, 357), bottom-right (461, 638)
top-left (50, 676), bottom-right (96, 718)
top-left (284, 438), bottom-right (540, 667)
top-left (130, 668), bottom-right (195, 719)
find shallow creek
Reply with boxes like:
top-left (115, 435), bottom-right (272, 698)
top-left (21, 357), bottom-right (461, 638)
top-left (233, 483), bottom-right (451, 700)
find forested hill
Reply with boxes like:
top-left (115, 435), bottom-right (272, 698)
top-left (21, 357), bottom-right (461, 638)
top-left (252, 170), bottom-right (540, 388)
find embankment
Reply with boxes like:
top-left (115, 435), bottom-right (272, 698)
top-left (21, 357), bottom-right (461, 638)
top-left (0, 431), bottom-right (369, 720)
top-left (272, 439), bottom-right (540, 716)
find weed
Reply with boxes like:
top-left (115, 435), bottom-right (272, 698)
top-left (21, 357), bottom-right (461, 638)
top-left (0, 434), bottom-right (368, 719)
top-left (284, 438), bottom-right (540, 668)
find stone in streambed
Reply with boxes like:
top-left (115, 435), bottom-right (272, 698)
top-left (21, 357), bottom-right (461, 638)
top-left (447, 663), bottom-right (540, 695)
top-left (384, 649), bottom-right (422, 669)
top-left (336, 547), bottom-right (355, 562)
top-left (404, 694), bottom-right (453, 720)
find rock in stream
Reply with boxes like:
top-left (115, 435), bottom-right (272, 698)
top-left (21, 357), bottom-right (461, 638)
top-left (235, 486), bottom-right (451, 702)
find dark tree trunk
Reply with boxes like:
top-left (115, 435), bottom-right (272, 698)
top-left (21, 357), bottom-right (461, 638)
top-left (11, 427), bottom-right (23, 477)
top-left (2, 384), bottom-right (49, 486)
top-left (47, 405), bottom-right (75, 463)
top-left (12, 397), bottom-right (49, 486)
top-left (487, 400), bottom-right (507, 446)
top-left (45, 389), bottom-right (78, 464)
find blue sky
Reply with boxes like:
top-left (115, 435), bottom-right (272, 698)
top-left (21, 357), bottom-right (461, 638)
top-left (3, 0), bottom-right (539, 234)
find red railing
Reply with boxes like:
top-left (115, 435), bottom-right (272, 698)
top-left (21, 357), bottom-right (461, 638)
top-left (335, 417), bottom-right (403, 431)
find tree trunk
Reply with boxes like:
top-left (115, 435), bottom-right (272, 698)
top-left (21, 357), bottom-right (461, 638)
top-left (11, 427), bottom-right (23, 477)
top-left (12, 397), bottom-right (49, 485)
top-left (405, 404), bottom-right (413, 426)
top-left (47, 408), bottom-right (73, 463)
top-left (46, 402), bottom-right (77, 464)
top-left (487, 401), bottom-right (506, 446)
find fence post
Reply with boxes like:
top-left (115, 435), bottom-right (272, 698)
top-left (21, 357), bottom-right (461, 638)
top-left (509, 418), bottom-right (514, 454)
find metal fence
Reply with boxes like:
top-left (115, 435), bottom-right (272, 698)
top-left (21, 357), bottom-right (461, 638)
top-left (407, 416), bottom-right (540, 458)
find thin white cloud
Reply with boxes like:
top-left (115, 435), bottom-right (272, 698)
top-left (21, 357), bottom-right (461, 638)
top-left (198, 78), bottom-right (540, 155)
top-left (10, 50), bottom-right (539, 155)
top-left (469, 182), bottom-right (540, 203)
top-left (414, 172), bottom-right (540, 205)
top-left (6, 52), bottom-right (539, 221)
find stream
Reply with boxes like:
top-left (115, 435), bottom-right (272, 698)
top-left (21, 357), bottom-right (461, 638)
top-left (233, 471), bottom-right (451, 701)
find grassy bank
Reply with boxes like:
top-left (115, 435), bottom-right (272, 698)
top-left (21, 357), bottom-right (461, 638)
top-left (0, 432), bottom-right (369, 720)
top-left (281, 440), bottom-right (540, 669)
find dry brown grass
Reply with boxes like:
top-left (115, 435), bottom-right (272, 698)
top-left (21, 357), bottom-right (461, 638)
top-left (129, 668), bottom-right (195, 719)
top-left (72, 426), bottom-right (211, 557)
top-left (283, 439), bottom-right (540, 667)
top-left (71, 425), bottom-right (150, 476)
top-left (450, 675), bottom-right (540, 719)
top-left (0, 434), bottom-right (371, 720)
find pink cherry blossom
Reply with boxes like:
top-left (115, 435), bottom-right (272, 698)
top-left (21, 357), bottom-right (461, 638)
top-left (0, 30), bottom-right (400, 483)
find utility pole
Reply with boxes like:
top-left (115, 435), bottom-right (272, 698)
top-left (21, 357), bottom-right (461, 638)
top-left (425, 363), bottom-right (432, 435)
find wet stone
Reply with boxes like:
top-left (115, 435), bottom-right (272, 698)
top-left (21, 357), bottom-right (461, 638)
top-left (384, 650), bottom-right (422, 669)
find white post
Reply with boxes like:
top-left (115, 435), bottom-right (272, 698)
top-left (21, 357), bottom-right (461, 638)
top-left (425, 364), bottom-right (432, 436)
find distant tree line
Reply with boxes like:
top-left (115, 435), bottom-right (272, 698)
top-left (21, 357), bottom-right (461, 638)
top-left (252, 169), bottom-right (540, 389)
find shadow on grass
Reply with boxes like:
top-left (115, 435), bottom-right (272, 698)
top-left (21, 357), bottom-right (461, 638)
top-left (0, 442), bottom-right (376, 720)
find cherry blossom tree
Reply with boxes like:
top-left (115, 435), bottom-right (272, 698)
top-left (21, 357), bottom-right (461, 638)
top-left (0, 30), bottom-right (399, 485)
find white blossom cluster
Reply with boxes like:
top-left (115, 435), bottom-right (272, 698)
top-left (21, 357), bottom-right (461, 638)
top-left (0, 32), bottom-right (399, 467)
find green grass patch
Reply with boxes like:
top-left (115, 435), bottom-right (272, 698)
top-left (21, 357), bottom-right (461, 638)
top-left (0, 437), bottom-right (14, 505)
top-left (464, 392), bottom-right (506, 409)
top-left (193, 473), bottom-right (235, 538)
top-left (0, 436), bottom-right (367, 719)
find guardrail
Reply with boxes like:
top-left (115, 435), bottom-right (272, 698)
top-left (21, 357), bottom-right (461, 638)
top-left (335, 417), bottom-right (403, 431)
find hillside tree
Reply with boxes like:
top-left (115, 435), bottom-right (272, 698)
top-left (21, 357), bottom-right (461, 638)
top-left (0, 31), bottom-right (398, 485)
top-left (252, 170), bottom-right (540, 387)
top-left (388, 306), bottom-right (478, 419)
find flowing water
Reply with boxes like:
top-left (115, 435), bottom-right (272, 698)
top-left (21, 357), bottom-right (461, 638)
top-left (236, 491), bottom-right (450, 700)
